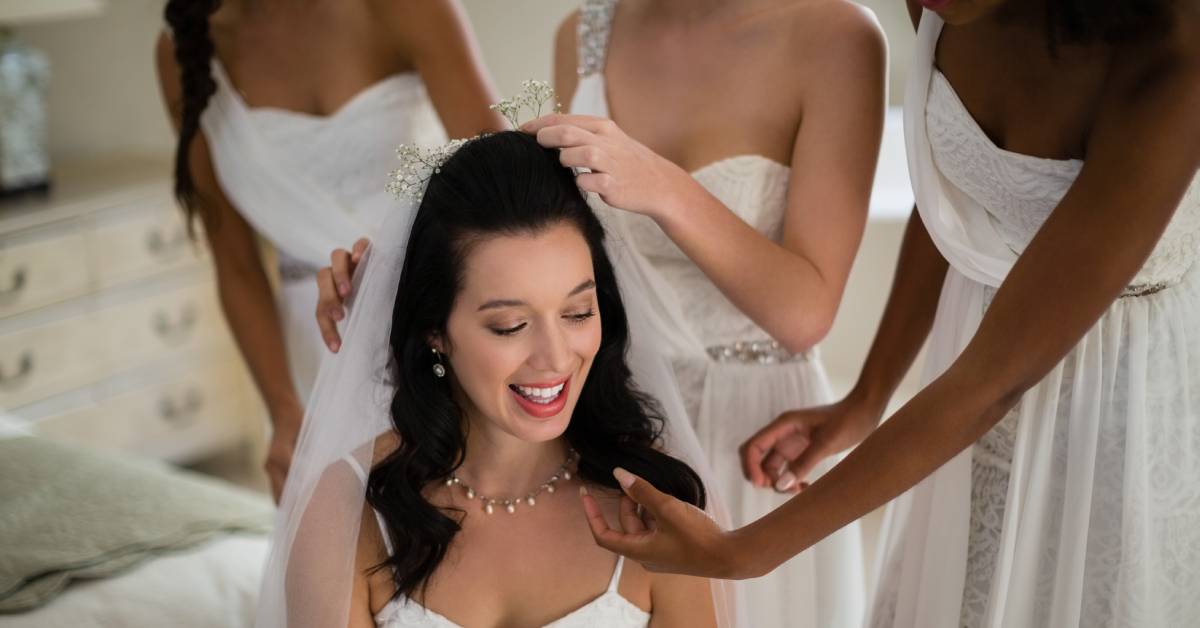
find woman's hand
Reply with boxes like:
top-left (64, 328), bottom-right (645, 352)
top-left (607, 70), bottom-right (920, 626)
top-left (522, 114), bottom-right (696, 222)
top-left (264, 402), bottom-right (303, 501)
top-left (581, 468), bottom-right (758, 580)
top-left (739, 394), bottom-right (882, 493)
top-left (314, 238), bottom-right (370, 353)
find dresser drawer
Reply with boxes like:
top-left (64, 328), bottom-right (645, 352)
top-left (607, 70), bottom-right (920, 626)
top-left (0, 312), bottom-right (105, 409)
top-left (89, 199), bottom-right (206, 289)
top-left (0, 230), bottom-right (90, 319)
top-left (33, 354), bottom-right (257, 463)
top-left (99, 280), bottom-right (233, 374)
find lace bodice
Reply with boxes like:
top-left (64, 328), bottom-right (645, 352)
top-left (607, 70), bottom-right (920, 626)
top-left (926, 69), bottom-right (1200, 288)
top-left (572, 0), bottom-right (794, 347)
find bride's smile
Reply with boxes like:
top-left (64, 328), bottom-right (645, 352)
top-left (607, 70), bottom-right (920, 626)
top-left (439, 223), bottom-right (602, 440)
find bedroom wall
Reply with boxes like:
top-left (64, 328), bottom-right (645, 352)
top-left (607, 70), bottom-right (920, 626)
top-left (13, 1), bottom-right (915, 163)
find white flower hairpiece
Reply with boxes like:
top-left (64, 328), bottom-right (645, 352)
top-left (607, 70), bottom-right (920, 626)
top-left (387, 80), bottom-right (561, 201)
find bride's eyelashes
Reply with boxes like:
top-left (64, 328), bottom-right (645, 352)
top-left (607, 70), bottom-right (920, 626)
top-left (564, 309), bottom-right (597, 324)
top-left (486, 309), bottom-right (597, 337)
top-left (490, 321), bottom-right (527, 336)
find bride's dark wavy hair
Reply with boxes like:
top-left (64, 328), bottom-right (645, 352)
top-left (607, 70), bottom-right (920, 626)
top-left (366, 131), bottom-right (706, 599)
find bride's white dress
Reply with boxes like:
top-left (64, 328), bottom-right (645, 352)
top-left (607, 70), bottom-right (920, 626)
top-left (868, 12), bottom-right (1200, 628)
top-left (201, 61), bottom-right (445, 402)
top-left (570, 2), bottom-right (865, 627)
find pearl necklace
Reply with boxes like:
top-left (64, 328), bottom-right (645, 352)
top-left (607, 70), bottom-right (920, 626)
top-left (445, 449), bottom-right (578, 515)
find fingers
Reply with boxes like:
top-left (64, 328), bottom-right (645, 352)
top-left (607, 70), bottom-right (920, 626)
top-left (740, 417), bottom-right (799, 487)
top-left (535, 124), bottom-right (601, 150)
top-left (612, 467), bottom-right (676, 517)
top-left (786, 441), bottom-right (830, 491)
top-left (581, 486), bottom-right (654, 560)
top-left (558, 146), bottom-right (611, 173)
top-left (521, 113), bottom-right (615, 135)
top-left (575, 173), bottom-right (615, 198)
top-left (739, 439), bottom-right (771, 488)
top-left (315, 267), bottom-right (343, 352)
top-left (330, 248), bottom-right (354, 298)
top-left (350, 238), bottom-right (369, 264)
top-left (619, 494), bottom-right (648, 534)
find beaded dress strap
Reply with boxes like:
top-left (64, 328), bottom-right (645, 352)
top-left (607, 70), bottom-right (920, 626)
top-left (577, 0), bottom-right (618, 77)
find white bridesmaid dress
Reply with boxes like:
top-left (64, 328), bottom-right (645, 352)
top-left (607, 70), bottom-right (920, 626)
top-left (869, 12), bottom-right (1200, 628)
top-left (570, 2), bottom-right (866, 627)
top-left (201, 60), bottom-right (445, 402)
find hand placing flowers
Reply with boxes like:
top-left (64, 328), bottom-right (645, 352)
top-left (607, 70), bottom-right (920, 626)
top-left (522, 114), bottom-right (698, 223)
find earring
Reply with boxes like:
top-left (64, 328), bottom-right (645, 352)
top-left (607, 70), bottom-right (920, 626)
top-left (431, 348), bottom-right (446, 378)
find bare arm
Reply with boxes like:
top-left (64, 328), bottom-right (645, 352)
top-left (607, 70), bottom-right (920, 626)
top-left (740, 209), bottom-right (947, 489)
top-left (741, 44), bottom-right (1200, 576)
top-left (380, 0), bottom-right (505, 136)
top-left (155, 33), bottom-right (303, 498)
top-left (658, 11), bottom-right (886, 351)
top-left (532, 11), bottom-right (887, 352)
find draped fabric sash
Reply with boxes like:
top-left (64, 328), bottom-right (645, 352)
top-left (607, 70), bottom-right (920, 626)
top-left (872, 11), bottom-right (1200, 628)
top-left (200, 61), bottom-right (379, 269)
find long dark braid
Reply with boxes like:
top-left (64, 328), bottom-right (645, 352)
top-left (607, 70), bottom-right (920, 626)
top-left (164, 0), bottom-right (221, 226)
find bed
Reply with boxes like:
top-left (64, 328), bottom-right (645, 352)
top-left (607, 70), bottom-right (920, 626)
top-left (0, 419), bottom-right (272, 628)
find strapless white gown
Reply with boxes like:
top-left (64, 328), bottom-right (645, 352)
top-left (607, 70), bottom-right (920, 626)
top-left (869, 12), bottom-right (1200, 628)
top-left (570, 3), bottom-right (865, 627)
top-left (201, 61), bottom-right (445, 402)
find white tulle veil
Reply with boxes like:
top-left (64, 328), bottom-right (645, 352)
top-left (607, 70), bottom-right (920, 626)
top-left (254, 121), bottom-right (742, 627)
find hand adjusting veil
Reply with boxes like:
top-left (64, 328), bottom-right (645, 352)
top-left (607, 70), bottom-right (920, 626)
top-left (254, 83), bottom-right (743, 628)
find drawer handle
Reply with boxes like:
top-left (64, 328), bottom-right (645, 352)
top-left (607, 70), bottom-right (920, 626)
top-left (145, 226), bottom-right (189, 260)
top-left (0, 351), bottom-right (34, 390)
top-left (153, 303), bottom-right (198, 344)
top-left (0, 267), bottom-right (27, 304)
top-left (158, 388), bottom-right (204, 427)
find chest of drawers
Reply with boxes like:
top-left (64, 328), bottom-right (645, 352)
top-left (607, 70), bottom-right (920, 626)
top-left (0, 159), bottom-right (264, 463)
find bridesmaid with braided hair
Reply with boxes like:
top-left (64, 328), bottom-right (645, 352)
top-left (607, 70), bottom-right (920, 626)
top-left (155, 0), bottom-right (504, 500)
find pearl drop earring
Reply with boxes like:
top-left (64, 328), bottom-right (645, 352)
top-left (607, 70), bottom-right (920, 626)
top-left (431, 348), bottom-right (446, 378)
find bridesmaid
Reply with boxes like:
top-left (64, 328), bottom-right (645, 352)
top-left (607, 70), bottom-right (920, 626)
top-left (582, 1), bottom-right (1200, 628)
top-left (523, 2), bottom-right (885, 627)
top-left (155, 0), bottom-right (503, 499)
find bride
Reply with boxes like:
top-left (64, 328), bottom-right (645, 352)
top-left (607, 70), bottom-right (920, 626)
top-left (258, 130), bottom-right (732, 627)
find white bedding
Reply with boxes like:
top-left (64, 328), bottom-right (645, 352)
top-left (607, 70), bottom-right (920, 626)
top-left (0, 535), bottom-right (268, 628)
top-left (0, 417), bottom-right (269, 628)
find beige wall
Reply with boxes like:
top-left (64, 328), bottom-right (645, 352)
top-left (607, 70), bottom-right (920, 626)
top-left (13, 1), bottom-right (914, 163)
top-left (15, 0), bottom-right (174, 162)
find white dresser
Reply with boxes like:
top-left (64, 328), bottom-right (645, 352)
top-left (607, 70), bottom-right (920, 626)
top-left (0, 159), bottom-right (264, 463)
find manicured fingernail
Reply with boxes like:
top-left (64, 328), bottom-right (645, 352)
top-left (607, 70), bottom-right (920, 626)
top-left (330, 341), bottom-right (340, 352)
top-left (774, 471), bottom-right (796, 492)
top-left (579, 485), bottom-right (589, 496)
top-left (613, 467), bottom-right (635, 489)
top-left (333, 308), bottom-right (344, 321)
top-left (338, 282), bottom-right (350, 296)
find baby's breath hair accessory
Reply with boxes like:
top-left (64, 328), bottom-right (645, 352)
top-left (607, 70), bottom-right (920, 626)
top-left (386, 138), bottom-right (469, 200)
top-left (388, 80), bottom-right (560, 201)
top-left (488, 79), bottom-right (560, 128)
